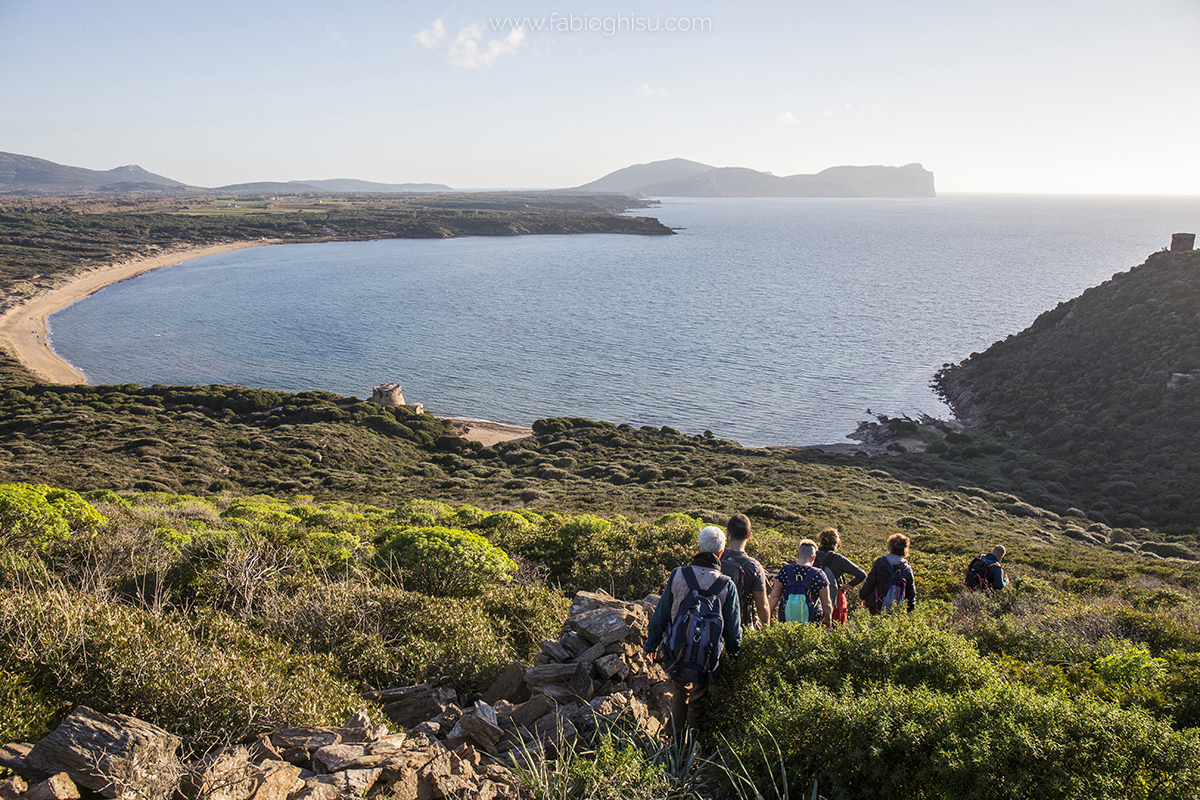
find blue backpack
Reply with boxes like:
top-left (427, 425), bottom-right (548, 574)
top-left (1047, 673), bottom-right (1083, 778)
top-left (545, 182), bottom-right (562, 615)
top-left (663, 567), bottom-right (731, 685)
top-left (781, 564), bottom-right (821, 623)
top-left (877, 557), bottom-right (909, 612)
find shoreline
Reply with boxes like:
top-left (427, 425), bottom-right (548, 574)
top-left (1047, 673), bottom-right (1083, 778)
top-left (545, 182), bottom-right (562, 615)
top-left (0, 240), bottom-right (276, 384)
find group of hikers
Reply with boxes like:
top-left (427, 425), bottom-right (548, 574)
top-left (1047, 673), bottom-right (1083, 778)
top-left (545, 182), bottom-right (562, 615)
top-left (643, 514), bottom-right (1009, 731)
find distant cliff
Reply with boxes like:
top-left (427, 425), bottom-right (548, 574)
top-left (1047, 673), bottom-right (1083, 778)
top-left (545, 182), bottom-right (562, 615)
top-left (577, 159), bottom-right (935, 197)
top-left (933, 245), bottom-right (1200, 536)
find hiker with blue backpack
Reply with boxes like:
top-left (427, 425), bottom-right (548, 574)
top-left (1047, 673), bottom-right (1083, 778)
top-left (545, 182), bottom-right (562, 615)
top-left (643, 525), bottom-right (742, 733)
top-left (767, 539), bottom-right (833, 627)
top-left (859, 533), bottom-right (916, 614)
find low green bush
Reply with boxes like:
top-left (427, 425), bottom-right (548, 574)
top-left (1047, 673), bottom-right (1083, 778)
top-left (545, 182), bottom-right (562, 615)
top-left (375, 526), bottom-right (516, 596)
top-left (0, 588), bottom-right (363, 755)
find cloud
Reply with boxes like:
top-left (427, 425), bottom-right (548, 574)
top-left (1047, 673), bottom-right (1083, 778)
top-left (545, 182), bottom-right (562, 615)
top-left (638, 83), bottom-right (668, 97)
top-left (778, 111), bottom-right (797, 123)
top-left (414, 19), bottom-right (447, 49)
top-left (416, 19), bottom-right (525, 68)
top-left (448, 24), bottom-right (525, 68)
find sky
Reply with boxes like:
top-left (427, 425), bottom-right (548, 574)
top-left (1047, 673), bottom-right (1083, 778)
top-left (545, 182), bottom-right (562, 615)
top-left (1, 0), bottom-right (1198, 193)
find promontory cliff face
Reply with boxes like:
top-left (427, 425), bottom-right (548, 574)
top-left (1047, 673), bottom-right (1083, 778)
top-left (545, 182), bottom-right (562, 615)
top-left (577, 158), bottom-right (935, 197)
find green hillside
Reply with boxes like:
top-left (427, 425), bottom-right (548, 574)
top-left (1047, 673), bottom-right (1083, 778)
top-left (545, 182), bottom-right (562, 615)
top-left (927, 248), bottom-right (1200, 537)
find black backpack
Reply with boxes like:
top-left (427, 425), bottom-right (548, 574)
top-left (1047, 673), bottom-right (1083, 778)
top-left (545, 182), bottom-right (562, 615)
top-left (662, 567), bottom-right (731, 685)
top-left (721, 553), bottom-right (759, 629)
top-left (965, 554), bottom-right (995, 591)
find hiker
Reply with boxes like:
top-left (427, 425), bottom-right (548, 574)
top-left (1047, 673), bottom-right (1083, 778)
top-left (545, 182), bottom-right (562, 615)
top-left (965, 545), bottom-right (1008, 592)
top-left (859, 533), bottom-right (916, 614)
top-left (813, 527), bottom-right (867, 623)
top-left (644, 525), bottom-right (742, 733)
top-left (768, 539), bottom-right (833, 627)
top-left (720, 513), bottom-right (771, 630)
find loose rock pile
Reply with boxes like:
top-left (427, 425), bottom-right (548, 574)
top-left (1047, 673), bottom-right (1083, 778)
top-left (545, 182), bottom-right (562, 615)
top-left (370, 589), bottom-right (673, 760)
top-left (0, 590), bottom-right (673, 800)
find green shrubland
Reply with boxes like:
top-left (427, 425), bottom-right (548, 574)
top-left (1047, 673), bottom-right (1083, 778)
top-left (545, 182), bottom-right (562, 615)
top-left (0, 476), bottom-right (1197, 799)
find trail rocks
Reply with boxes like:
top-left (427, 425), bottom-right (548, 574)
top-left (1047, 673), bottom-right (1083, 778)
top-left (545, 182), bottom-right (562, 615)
top-left (1, 589), bottom-right (670, 800)
top-left (24, 707), bottom-right (182, 800)
top-left (3, 712), bottom-right (519, 800)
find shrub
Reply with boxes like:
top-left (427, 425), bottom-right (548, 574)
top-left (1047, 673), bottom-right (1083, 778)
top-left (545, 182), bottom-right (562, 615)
top-left (727, 676), bottom-right (1200, 800)
top-left (375, 526), bottom-right (516, 596)
top-left (0, 588), bottom-right (363, 755)
top-left (0, 483), bottom-right (105, 551)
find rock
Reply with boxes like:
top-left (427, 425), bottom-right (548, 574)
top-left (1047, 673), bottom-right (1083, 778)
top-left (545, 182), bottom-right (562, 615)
top-left (558, 633), bottom-right (590, 658)
top-left (480, 662), bottom-right (528, 706)
top-left (0, 743), bottom-right (35, 776)
top-left (568, 590), bottom-right (625, 616)
top-left (523, 663), bottom-right (580, 687)
top-left (27, 774), bottom-right (81, 800)
top-left (530, 713), bottom-right (578, 753)
top-left (247, 761), bottom-right (300, 800)
top-left (380, 687), bottom-right (459, 730)
top-left (538, 640), bottom-right (572, 663)
top-left (574, 642), bottom-right (606, 665)
top-left (303, 768), bottom-right (381, 800)
top-left (445, 703), bottom-right (502, 755)
top-left (406, 722), bottom-right (440, 739)
top-left (267, 728), bottom-right (341, 753)
top-left (180, 747), bottom-right (256, 800)
top-left (509, 694), bottom-right (557, 730)
top-left (594, 653), bottom-right (630, 681)
top-left (245, 736), bottom-right (282, 766)
top-left (25, 707), bottom-right (182, 800)
top-left (370, 384), bottom-right (406, 407)
top-left (337, 712), bottom-right (386, 744)
top-left (0, 776), bottom-right (28, 800)
top-left (567, 608), bottom-right (632, 645)
top-left (291, 782), bottom-right (337, 800)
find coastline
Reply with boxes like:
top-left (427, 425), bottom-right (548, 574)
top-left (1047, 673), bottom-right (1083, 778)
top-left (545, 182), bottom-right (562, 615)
top-left (0, 240), bottom-right (277, 384)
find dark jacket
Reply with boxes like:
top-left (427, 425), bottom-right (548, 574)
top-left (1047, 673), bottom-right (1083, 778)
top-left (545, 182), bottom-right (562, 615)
top-left (645, 552), bottom-right (742, 659)
top-left (813, 548), bottom-right (867, 591)
top-left (859, 554), bottom-right (915, 614)
top-left (721, 548), bottom-right (767, 628)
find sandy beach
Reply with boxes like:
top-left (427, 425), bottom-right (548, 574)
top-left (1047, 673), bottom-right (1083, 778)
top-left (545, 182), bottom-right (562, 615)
top-left (447, 418), bottom-right (534, 446)
top-left (0, 241), bottom-right (274, 384)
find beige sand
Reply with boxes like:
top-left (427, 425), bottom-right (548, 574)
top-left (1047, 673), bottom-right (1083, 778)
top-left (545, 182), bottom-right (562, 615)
top-left (0, 241), bottom-right (275, 384)
top-left (449, 419), bottom-right (534, 446)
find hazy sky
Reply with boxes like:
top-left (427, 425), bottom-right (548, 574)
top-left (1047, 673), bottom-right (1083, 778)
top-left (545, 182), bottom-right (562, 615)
top-left (1, 0), bottom-right (1197, 193)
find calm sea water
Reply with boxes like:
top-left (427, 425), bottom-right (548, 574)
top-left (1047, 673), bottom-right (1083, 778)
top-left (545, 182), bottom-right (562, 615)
top-left (49, 195), bottom-right (1200, 446)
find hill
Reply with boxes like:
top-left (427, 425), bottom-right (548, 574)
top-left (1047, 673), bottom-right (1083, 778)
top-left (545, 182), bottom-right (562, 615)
top-left (578, 158), bottom-right (936, 197)
top-left (921, 246), bottom-right (1200, 537)
top-left (0, 152), bottom-right (184, 194)
top-left (0, 152), bottom-right (454, 197)
top-left (575, 158), bottom-right (715, 193)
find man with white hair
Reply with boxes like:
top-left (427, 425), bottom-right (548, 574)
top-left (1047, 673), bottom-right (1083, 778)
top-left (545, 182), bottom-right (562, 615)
top-left (644, 524), bottom-right (742, 733)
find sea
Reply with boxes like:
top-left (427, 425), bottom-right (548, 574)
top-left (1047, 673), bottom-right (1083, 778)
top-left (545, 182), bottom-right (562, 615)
top-left (48, 194), bottom-right (1200, 447)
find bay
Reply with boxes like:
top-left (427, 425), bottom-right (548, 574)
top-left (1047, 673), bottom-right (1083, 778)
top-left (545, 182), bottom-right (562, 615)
top-left (49, 194), bottom-right (1200, 446)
